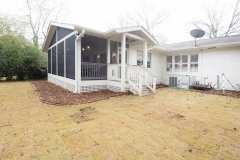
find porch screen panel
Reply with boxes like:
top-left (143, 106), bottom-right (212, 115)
top-left (66, 35), bottom-right (75, 80)
top-left (110, 41), bottom-right (117, 63)
top-left (52, 46), bottom-right (56, 75)
top-left (48, 49), bottom-right (51, 73)
top-left (57, 27), bottom-right (73, 41)
top-left (50, 31), bottom-right (56, 47)
top-left (57, 41), bottom-right (64, 77)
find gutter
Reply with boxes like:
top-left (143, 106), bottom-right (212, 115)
top-left (74, 29), bottom-right (85, 93)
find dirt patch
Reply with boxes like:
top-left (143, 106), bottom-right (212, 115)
top-left (31, 80), bottom-right (130, 105)
top-left (190, 88), bottom-right (240, 99)
top-left (70, 107), bottom-right (98, 124)
top-left (171, 114), bottom-right (185, 120)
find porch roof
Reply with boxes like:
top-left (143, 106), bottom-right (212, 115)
top-left (42, 22), bottom-right (159, 52)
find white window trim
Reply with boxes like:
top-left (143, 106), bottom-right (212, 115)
top-left (165, 54), bottom-right (199, 73)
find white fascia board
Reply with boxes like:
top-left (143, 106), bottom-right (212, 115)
top-left (42, 25), bottom-right (57, 52)
top-left (51, 22), bottom-right (75, 30)
top-left (115, 26), bottom-right (158, 45)
top-left (155, 43), bottom-right (240, 52)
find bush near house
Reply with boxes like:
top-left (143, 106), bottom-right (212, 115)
top-left (0, 34), bottom-right (47, 80)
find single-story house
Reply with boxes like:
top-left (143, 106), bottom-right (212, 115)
top-left (42, 22), bottom-right (240, 96)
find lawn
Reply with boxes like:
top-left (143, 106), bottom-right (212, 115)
top-left (0, 81), bottom-right (240, 160)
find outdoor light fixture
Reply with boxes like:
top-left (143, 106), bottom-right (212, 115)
top-left (112, 54), bottom-right (116, 59)
top-left (82, 48), bottom-right (85, 51)
top-left (97, 55), bottom-right (100, 61)
top-left (87, 46), bottom-right (90, 49)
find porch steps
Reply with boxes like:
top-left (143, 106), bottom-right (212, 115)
top-left (142, 87), bottom-right (153, 96)
top-left (129, 86), bottom-right (153, 96)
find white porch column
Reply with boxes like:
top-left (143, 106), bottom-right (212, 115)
top-left (107, 39), bottom-right (110, 64)
top-left (77, 40), bottom-right (82, 93)
top-left (107, 39), bottom-right (110, 80)
top-left (143, 41), bottom-right (147, 67)
top-left (121, 34), bottom-right (126, 92)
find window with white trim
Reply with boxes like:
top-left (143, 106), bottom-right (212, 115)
top-left (166, 54), bottom-right (197, 72)
top-left (190, 54), bottom-right (198, 72)
top-left (182, 55), bottom-right (188, 72)
top-left (166, 56), bottom-right (172, 71)
top-left (174, 55), bottom-right (181, 72)
top-left (137, 51), bottom-right (151, 68)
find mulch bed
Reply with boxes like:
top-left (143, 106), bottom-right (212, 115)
top-left (156, 83), bottom-right (240, 98)
top-left (31, 80), bottom-right (130, 106)
top-left (156, 84), bottom-right (168, 89)
top-left (190, 88), bottom-right (240, 99)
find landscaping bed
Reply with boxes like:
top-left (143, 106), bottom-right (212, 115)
top-left (190, 88), bottom-right (240, 99)
top-left (31, 80), bottom-right (130, 105)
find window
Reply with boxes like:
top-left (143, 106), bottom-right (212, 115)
top-left (137, 51), bottom-right (143, 65)
top-left (174, 55), bottom-right (181, 72)
top-left (137, 51), bottom-right (151, 68)
top-left (166, 56), bottom-right (172, 71)
top-left (147, 53), bottom-right (151, 68)
top-left (190, 54), bottom-right (198, 72)
top-left (166, 54), bottom-right (195, 72)
top-left (182, 55), bottom-right (188, 72)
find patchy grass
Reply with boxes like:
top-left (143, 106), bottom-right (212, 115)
top-left (0, 82), bottom-right (240, 159)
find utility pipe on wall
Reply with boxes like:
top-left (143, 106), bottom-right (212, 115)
top-left (74, 29), bottom-right (85, 93)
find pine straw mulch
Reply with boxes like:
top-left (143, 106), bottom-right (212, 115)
top-left (30, 80), bottom-right (130, 106)
top-left (190, 88), bottom-right (240, 99)
top-left (156, 83), bottom-right (168, 89)
top-left (156, 83), bottom-right (240, 99)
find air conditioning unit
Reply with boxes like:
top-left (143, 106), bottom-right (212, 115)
top-left (169, 75), bottom-right (196, 90)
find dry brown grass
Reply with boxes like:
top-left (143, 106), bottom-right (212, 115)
top-left (0, 81), bottom-right (240, 160)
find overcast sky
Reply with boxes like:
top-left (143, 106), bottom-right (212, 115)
top-left (0, 0), bottom-right (236, 44)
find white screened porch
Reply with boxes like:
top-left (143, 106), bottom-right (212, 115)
top-left (45, 23), bottom-right (159, 96)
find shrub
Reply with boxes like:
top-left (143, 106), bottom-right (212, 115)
top-left (0, 34), bottom-right (47, 81)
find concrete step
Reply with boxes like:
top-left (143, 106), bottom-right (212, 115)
top-left (142, 92), bottom-right (153, 96)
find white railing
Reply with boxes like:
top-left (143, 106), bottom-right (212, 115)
top-left (81, 62), bottom-right (107, 80)
top-left (133, 65), bottom-right (158, 93)
top-left (126, 64), bottom-right (145, 96)
top-left (108, 63), bottom-right (122, 81)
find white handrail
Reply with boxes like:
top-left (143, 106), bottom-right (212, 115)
top-left (132, 65), bottom-right (157, 93)
top-left (126, 64), bottom-right (145, 77)
top-left (126, 64), bottom-right (145, 96)
top-left (140, 65), bottom-right (158, 77)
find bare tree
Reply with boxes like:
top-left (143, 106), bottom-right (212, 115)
top-left (0, 13), bottom-right (29, 37)
top-left (118, 1), bottom-right (169, 44)
top-left (191, 0), bottom-right (240, 38)
top-left (25, 0), bottom-right (67, 46)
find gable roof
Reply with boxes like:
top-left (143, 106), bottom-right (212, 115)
top-left (154, 34), bottom-right (240, 52)
top-left (42, 22), bottom-right (158, 52)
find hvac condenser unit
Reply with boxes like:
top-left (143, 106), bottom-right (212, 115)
top-left (169, 75), bottom-right (196, 90)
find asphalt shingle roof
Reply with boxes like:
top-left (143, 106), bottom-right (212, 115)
top-left (157, 34), bottom-right (240, 51)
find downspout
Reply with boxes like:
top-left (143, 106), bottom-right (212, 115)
top-left (74, 29), bottom-right (85, 93)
